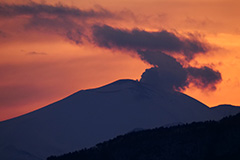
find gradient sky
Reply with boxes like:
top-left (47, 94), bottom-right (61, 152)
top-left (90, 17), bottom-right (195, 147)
top-left (0, 0), bottom-right (240, 121)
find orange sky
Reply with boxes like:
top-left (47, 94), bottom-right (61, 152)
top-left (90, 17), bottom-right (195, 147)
top-left (0, 0), bottom-right (240, 121)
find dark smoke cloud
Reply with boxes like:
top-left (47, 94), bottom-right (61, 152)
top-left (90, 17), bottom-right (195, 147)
top-left (139, 51), bottom-right (188, 91)
top-left (139, 51), bottom-right (222, 91)
top-left (186, 66), bottom-right (222, 90)
top-left (91, 25), bottom-right (221, 91)
top-left (92, 25), bottom-right (209, 61)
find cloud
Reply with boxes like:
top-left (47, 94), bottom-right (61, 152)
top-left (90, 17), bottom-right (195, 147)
top-left (0, 2), bottom-right (117, 44)
top-left (0, 2), bottom-right (114, 19)
top-left (0, 3), bottom-right (210, 60)
top-left (0, 3), bottom-right (221, 92)
top-left (92, 25), bottom-right (209, 61)
top-left (186, 66), bottom-right (222, 90)
top-left (185, 16), bottom-right (214, 27)
top-left (139, 51), bottom-right (188, 91)
top-left (25, 14), bottom-right (85, 43)
top-left (91, 25), bottom-right (221, 91)
top-left (26, 51), bottom-right (47, 56)
top-left (138, 51), bottom-right (221, 91)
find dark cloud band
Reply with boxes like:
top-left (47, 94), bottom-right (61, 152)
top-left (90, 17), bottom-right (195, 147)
top-left (0, 3), bottom-right (114, 19)
top-left (92, 25), bottom-right (209, 60)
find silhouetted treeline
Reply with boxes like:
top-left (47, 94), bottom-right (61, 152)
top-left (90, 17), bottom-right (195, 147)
top-left (48, 113), bottom-right (240, 160)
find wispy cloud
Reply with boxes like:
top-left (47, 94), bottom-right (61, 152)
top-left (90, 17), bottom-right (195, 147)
top-left (0, 2), bottom-right (114, 19)
top-left (26, 51), bottom-right (47, 56)
top-left (0, 2), bottom-right (118, 44)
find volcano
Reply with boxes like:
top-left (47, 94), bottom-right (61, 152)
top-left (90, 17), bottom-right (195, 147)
top-left (0, 79), bottom-right (239, 160)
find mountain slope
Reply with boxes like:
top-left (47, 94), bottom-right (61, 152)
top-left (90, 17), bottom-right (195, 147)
top-left (0, 79), bottom-right (239, 160)
top-left (48, 113), bottom-right (240, 160)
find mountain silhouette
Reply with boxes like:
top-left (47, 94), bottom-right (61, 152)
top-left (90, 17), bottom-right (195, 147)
top-left (0, 79), bottom-right (239, 160)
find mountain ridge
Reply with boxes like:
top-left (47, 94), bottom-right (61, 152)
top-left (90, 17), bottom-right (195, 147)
top-left (0, 79), bottom-right (239, 160)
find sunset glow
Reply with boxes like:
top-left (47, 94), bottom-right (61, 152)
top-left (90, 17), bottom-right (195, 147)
top-left (0, 0), bottom-right (240, 121)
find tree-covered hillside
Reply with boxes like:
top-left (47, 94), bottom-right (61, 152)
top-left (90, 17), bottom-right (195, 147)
top-left (48, 113), bottom-right (240, 160)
